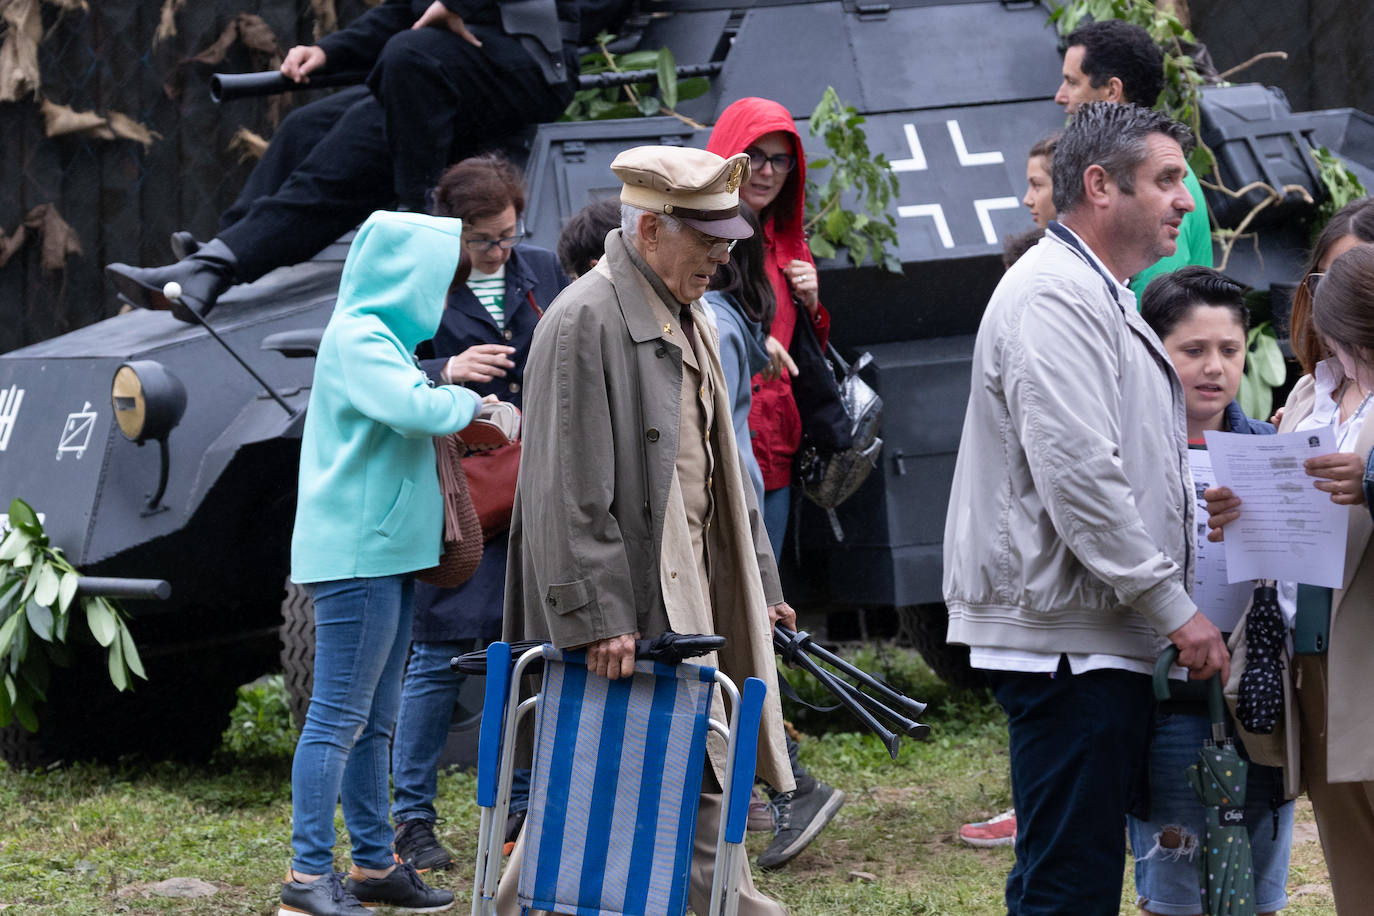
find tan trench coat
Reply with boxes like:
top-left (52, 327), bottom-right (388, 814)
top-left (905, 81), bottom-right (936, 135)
top-left (1228, 372), bottom-right (1374, 788)
top-left (504, 229), bottom-right (793, 792)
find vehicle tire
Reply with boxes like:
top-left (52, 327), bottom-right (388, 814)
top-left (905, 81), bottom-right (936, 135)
top-left (280, 580), bottom-right (315, 732)
top-left (897, 603), bottom-right (987, 691)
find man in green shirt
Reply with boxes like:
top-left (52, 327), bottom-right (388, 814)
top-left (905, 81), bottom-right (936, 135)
top-left (1053, 19), bottom-right (1214, 294)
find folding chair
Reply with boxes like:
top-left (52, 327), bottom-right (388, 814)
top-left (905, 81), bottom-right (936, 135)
top-left (471, 642), bottom-right (766, 916)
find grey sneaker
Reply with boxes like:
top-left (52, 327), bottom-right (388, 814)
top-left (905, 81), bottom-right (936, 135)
top-left (344, 862), bottom-right (454, 912)
top-left (278, 871), bottom-right (371, 916)
top-left (756, 781), bottom-right (846, 870)
top-left (395, 819), bottom-right (454, 872)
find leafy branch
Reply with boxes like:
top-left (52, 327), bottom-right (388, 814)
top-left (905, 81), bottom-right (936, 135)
top-left (803, 87), bottom-right (902, 272)
top-left (0, 498), bottom-right (146, 732)
top-left (560, 34), bottom-right (709, 126)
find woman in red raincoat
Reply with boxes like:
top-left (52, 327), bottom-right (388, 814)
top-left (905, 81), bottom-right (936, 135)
top-left (707, 97), bottom-right (830, 557)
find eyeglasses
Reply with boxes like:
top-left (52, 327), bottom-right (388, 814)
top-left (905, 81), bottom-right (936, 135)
top-left (464, 224), bottom-right (526, 253)
top-left (744, 147), bottom-right (797, 174)
top-left (1304, 271), bottom-right (1324, 297)
top-left (690, 228), bottom-right (739, 259)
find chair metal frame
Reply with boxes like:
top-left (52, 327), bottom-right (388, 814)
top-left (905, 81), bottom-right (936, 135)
top-left (471, 642), bottom-right (765, 916)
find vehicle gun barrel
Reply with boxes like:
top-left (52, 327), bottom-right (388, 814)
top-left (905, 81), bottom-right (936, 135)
top-left (75, 577), bottom-right (172, 601)
top-left (210, 63), bottom-right (722, 103)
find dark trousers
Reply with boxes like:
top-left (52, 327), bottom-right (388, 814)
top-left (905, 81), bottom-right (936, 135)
top-left (217, 27), bottom-right (572, 281)
top-left (989, 657), bottom-right (1153, 916)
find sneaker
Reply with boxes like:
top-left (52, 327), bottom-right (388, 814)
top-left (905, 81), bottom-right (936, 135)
top-left (747, 788), bottom-right (775, 832)
top-left (958, 808), bottom-right (1016, 847)
top-left (394, 819), bottom-right (454, 872)
top-left (279, 871), bottom-right (371, 916)
top-left (345, 862), bottom-right (454, 912)
top-left (755, 781), bottom-right (846, 870)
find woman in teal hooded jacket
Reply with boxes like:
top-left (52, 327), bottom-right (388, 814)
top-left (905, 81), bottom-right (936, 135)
top-left (283, 210), bottom-right (481, 916)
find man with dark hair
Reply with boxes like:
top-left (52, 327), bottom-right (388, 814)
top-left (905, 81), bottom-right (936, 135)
top-left (1055, 19), bottom-right (1213, 294)
top-left (105, 0), bottom-right (628, 322)
top-left (944, 102), bottom-right (1230, 916)
top-left (555, 196), bottom-right (622, 278)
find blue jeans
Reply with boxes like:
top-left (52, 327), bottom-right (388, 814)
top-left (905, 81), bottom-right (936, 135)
top-left (762, 487), bottom-right (790, 560)
top-left (1128, 708), bottom-right (1292, 915)
top-left (391, 638), bottom-right (530, 825)
top-left (291, 575), bottom-right (414, 875)
top-left (990, 657), bottom-right (1154, 916)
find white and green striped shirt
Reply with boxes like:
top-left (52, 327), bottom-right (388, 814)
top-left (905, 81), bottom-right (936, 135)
top-left (468, 265), bottom-right (506, 326)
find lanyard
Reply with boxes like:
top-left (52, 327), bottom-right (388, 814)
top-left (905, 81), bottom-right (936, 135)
top-left (1335, 384), bottom-right (1372, 451)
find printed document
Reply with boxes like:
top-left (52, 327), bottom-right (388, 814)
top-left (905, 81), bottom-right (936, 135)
top-left (1203, 427), bottom-right (1346, 587)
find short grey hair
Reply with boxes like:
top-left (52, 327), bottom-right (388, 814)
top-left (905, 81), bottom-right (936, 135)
top-left (620, 203), bottom-right (684, 242)
top-left (1051, 102), bottom-right (1194, 215)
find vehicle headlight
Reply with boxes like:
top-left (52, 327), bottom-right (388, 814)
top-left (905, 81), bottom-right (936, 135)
top-left (111, 361), bottom-right (186, 443)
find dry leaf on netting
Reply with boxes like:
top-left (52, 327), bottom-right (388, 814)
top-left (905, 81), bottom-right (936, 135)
top-left (154, 0), bottom-right (186, 46)
top-left (190, 13), bottom-right (280, 65)
top-left (0, 0), bottom-right (42, 102)
top-left (311, 0), bottom-right (338, 38)
top-left (0, 204), bottom-right (83, 271)
top-left (40, 99), bottom-right (158, 147)
top-left (229, 127), bottom-right (269, 162)
top-left (41, 98), bottom-right (114, 140)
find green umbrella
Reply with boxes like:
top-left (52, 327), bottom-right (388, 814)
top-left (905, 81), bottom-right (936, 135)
top-left (1154, 650), bottom-right (1257, 916)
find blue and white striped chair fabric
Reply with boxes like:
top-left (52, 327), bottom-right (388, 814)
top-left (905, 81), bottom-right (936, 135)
top-left (471, 642), bottom-right (766, 916)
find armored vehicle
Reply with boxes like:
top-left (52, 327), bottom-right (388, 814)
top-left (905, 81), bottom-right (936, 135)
top-left (4, 0), bottom-right (1373, 764)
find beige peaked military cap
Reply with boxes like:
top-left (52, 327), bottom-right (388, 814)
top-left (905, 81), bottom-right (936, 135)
top-left (611, 145), bottom-right (754, 240)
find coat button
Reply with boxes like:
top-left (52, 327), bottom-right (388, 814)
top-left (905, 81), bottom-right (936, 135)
top-left (504, 329), bottom-right (514, 341)
top-left (547, 596), bottom-right (557, 606)
top-left (508, 382), bottom-right (521, 393)
top-left (646, 427), bottom-right (660, 442)
top-left (655, 344), bottom-right (668, 358)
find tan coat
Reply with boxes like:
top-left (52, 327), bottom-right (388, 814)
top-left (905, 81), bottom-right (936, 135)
top-left (1229, 372), bottom-right (1374, 787)
top-left (504, 229), bottom-right (792, 792)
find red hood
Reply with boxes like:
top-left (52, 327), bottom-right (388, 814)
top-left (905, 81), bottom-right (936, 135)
top-left (707, 97), bottom-right (810, 264)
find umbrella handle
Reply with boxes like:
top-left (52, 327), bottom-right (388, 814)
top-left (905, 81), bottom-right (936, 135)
top-left (1155, 646), bottom-right (1228, 735)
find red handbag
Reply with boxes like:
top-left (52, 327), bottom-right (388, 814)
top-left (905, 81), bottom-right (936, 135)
top-left (463, 441), bottom-right (521, 538)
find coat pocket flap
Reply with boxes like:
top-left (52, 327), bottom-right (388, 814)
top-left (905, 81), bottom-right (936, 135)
top-left (544, 579), bottom-right (593, 616)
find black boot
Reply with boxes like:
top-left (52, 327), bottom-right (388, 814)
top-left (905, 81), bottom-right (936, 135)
top-left (105, 238), bottom-right (238, 323)
top-left (169, 230), bottom-right (201, 260)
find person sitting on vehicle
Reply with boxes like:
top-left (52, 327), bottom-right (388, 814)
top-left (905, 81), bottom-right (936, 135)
top-left (390, 152), bottom-right (568, 872)
top-left (555, 196), bottom-right (622, 278)
top-left (104, 0), bottom-right (627, 323)
top-left (283, 209), bottom-right (484, 916)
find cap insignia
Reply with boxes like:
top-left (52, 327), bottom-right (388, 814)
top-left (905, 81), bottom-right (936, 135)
top-left (725, 161), bottom-right (743, 193)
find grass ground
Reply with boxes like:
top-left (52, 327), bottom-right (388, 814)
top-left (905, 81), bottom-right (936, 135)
top-left (0, 656), bottom-right (1338, 915)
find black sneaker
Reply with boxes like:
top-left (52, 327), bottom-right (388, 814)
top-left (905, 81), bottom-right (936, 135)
top-left (345, 862), bottom-right (454, 912)
top-left (755, 781), bottom-right (846, 870)
top-left (394, 819), bottom-right (455, 872)
top-left (279, 871), bottom-right (372, 916)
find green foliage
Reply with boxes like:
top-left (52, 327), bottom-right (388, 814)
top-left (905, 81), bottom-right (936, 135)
top-left (1049, 0), bottom-right (1211, 175)
top-left (803, 87), bottom-right (903, 271)
top-left (561, 35), bottom-right (709, 122)
top-left (0, 498), bottom-right (145, 732)
top-left (216, 675), bottom-right (298, 764)
top-left (1238, 321), bottom-right (1286, 421)
top-left (1312, 145), bottom-right (1368, 230)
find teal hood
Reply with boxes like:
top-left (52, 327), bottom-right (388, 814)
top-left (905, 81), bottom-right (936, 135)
top-left (290, 210), bottom-right (481, 584)
top-left (334, 210), bottom-right (464, 350)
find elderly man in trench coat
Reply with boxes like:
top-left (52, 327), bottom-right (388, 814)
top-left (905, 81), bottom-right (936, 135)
top-left (498, 145), bottom-right (796, 915)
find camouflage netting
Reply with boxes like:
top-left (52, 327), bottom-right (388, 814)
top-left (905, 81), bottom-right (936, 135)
top-left (0, 0), bottom-right (375, 354)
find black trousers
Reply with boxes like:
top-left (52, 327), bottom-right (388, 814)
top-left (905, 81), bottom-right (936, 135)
top-left (218, 26), bottom-right (573, 282)
top-left (989, 657), bottom-right (1153, 916)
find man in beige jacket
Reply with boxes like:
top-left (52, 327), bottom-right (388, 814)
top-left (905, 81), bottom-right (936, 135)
top-left (500, 145), bottom-right (795, 914)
